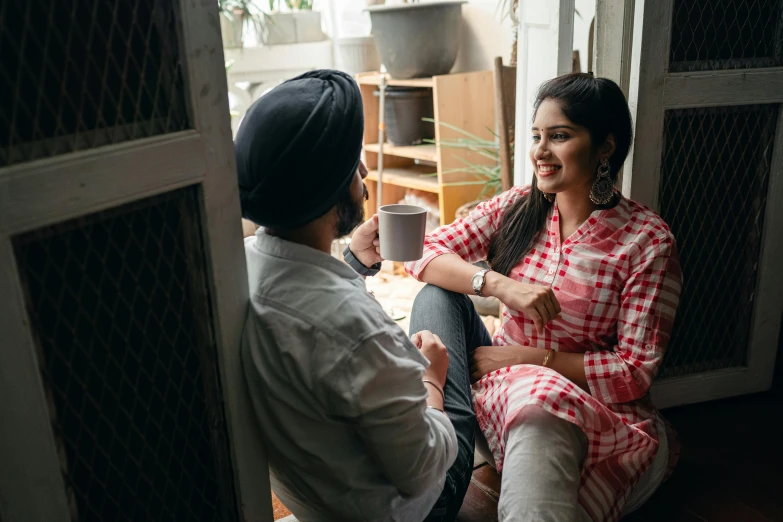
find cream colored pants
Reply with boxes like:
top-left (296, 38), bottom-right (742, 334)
top-left (476, 406), bottom-right (669, 522)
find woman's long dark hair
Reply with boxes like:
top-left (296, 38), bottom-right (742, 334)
top-left (487, 73), bottom-right (633, 276)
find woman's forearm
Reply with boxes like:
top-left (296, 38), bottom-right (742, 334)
top-left (472, 344), bottom-right (590, 392)
top-left (545, 350), bottom-right (589, 392)
top-left (516, 346), bottom-right (589, 392)
top-left (419, 254), bottom-right (508, 298)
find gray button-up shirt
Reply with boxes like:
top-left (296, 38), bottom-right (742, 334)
top-left (241, 231), bottom-right (457, 522)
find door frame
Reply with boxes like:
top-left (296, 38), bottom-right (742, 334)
top-left (513, 0), bottom-right (576, 186)
top-left (0, 1), bottom-right (273, 520)
top-left (612, 0), bottom-right (783, 408)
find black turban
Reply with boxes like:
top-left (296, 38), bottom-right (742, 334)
top-left (235, 69), bottom-right (364, 229)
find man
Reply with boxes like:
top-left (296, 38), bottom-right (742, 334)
top-left (236, 70), bottom-right (457, 522)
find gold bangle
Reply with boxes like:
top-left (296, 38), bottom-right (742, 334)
top-left (542, 348), bottom-right (554, 367)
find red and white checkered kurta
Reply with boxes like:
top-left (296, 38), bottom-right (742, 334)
top-left (406, 186), bottom-right (682, 522)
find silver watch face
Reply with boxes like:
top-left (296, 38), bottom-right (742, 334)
top-left (472, 272), bottom-right (483, 290)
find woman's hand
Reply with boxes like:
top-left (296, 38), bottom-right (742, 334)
top-left (470, 345), bottom-right (540, 383)
top-left (487, 274), bottom-right (561, 335)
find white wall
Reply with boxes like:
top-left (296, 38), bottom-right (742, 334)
top-left (452, 0), bottom-right (593, 74)
top-left (453, 0), bottom-right (516, 72)
top-left (318, 0), bottom-right (590, 76)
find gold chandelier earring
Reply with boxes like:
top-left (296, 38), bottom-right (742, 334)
top-left (589, 159), bottom-right (615, 205)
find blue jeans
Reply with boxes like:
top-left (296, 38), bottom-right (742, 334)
top-left (409, 285), bottom-right (493, 522)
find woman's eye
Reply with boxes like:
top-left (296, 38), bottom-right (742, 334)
top-left (532, 135), bottom-right (541, 142)
top-left (552, 133), bottom-right (568, 140)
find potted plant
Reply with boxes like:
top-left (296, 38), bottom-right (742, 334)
top-left (425, 119), bottom-right (503, 317)
top-left (424, 119), bottom-right (502, 219)
top-left (218, 0), bottom-right (265, 48)
top-left (366, 0), bottom-right (467, 79)
top-left (264, 0), bottom-right (326, 45)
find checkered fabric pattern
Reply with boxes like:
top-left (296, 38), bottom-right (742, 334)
top-left (406, 186), bottom-right (682, 522)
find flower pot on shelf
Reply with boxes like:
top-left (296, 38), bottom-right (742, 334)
top-left (373, 87), bottom-right (434, 146)
top-left (294, 11), bottom-right (326, 43)
top-left (264, 11), bottom-right (325, 45)
top-left (336, 36), bottom-right (381, 75)
top-left (220, 10), bottom-right (244, 48)
top-left (265, 12), bottom-right (296, 45)
top-left (366, 0), bottom-right (466, 79)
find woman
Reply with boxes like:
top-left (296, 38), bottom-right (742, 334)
top-left (406, 73), bottom-right (682, 522)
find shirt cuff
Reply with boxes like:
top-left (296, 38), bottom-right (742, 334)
top-left (584, 350), bottom-right (634, 405)
top-left (343, 245), bottom-right (381, 277)
top-left (404, 246), bottom-right (452, 280)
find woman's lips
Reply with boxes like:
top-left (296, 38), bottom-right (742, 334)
top-left (537, 165), bottom-right (562, 177)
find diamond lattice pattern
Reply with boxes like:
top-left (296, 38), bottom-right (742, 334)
top-left (658, 104), bottom-right (777, 378)
top-left (13, 187), bottom-right (237, 522)
top-left (669, 0), bottom-right (783, 72)
top-left (0, 0), bottom-right (190, 167)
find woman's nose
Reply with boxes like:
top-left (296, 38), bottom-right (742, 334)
top-left (533, 140), bottom-right (550, 160)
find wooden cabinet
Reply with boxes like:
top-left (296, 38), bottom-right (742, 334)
top-left (357, 70), bottom-right (495, 226)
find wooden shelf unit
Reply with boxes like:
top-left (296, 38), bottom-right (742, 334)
top-left (363, 143), bottom-right (437, 162)
top-left (366, 166), bottom-right (439, 193)
top-left (357, 70), bottom-right (495, 226)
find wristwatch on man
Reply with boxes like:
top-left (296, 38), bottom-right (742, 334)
top-left (471, 268), bottom-right (492, 297)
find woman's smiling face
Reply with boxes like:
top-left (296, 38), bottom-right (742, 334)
top-left (530, 99), bottom-right (599, 196)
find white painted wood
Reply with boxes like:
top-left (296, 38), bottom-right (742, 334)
top-left (0, 1), bottom-right (273, 521)
top-left (621, 0), bottom-right (647, 196)
top-left (0, 132), bottom-right (205, 235)
top-left (0, 239), bottom-right (71, 522)
top-left (557, 0), bottom-right (577, 76)
top-left (627, 0), bottom-right (783, 406)
top-left (513, 0), bottom-right (576, 186)
top-left (594, 0), bottom-right (635, 97)
top-left (622, 0), bottom-right (672, 207)
top-left (651, 367), bottom-right (766, 409)
top-left (745, 106), bottom-right (783, 388)
top-left (180, 2), bottom-right (274, 521)
top-left (663, 68), bottom-right (783, 109)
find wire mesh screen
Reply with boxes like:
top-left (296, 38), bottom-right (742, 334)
top-left (0, 0), bottom-right (191, 167)
top-left (13, 187), bottom-right (237, 522)
top-left (669, 0), bottom-right (783, 72)
top-left (658, 104), bottom-right (778, 378)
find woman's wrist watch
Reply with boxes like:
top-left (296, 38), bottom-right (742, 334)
top-left (471, 268), bottom-right (491, 297)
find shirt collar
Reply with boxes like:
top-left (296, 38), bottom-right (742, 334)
top-left (252, 229), bottom-right (361, 281)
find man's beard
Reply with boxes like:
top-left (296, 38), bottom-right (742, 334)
top-left (334, 183), bottom-right (369, 237)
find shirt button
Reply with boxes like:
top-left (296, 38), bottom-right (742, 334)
top-left (555, 246), bottom-right (560, 253)
top-left (547, 267), bottom-right (555, 275)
